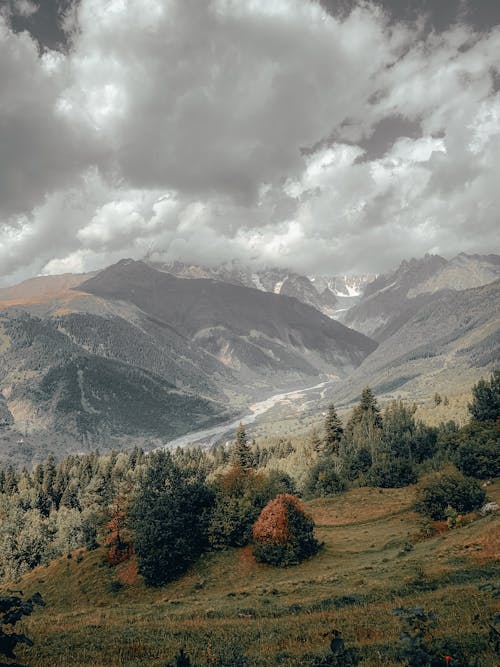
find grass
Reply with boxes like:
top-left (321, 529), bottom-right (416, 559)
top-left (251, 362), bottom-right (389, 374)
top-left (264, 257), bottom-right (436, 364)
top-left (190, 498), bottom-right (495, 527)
top-left (6, 481), bottom-right (500, 666)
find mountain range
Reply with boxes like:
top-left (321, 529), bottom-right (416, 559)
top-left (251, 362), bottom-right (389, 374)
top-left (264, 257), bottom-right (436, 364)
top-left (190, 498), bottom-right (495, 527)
top-left (0, 251), bottom-right (498, 463)
top-left (152, 260), bottom-right (374, 317)
top-left (0, 260), bottom-right (375, 463)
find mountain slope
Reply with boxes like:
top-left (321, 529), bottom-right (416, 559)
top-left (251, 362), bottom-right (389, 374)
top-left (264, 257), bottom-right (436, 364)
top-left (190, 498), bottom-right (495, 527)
top-left (152, 260), bottom-right (339, 316)
top-left (344, 253), bottom-right (500, 340)
top-left (78, 260), bottom-right (376, 365)
top-left (333, 279), bottom-right (500, 404)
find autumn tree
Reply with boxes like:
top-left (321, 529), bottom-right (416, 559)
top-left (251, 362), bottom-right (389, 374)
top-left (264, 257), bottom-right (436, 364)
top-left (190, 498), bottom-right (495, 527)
top-left (104, 490), bottom-right (133, 566)
top-left (252, 494), bottom-right (319, 566)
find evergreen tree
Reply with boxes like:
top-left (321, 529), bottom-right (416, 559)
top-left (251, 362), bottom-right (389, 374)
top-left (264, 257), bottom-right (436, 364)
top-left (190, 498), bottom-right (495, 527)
top-left (310, 429), bottom-right (324, 455)
top-left (131, 451), bottom-right (213, 586)
top-left (231, 423), bottom-right (253, 469)
top-left (324, 403), bottom-right (343, 455)
top-left (358, 387), bottom-right (383, 428)
top-left (343, 387), bottom-right (383, 471)
top-left (468, 370), bottom-right (500, 422)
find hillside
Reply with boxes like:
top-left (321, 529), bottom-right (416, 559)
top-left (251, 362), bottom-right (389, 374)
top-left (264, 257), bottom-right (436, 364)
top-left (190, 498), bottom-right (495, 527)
top-left (151, 260), bottom-right (340, 316)
top-left (344, 253), bottom-right (500, 340)
top-left (9, 482), bottom-right (500, 667)
top-left (332, 279), bottom-right (500, 405)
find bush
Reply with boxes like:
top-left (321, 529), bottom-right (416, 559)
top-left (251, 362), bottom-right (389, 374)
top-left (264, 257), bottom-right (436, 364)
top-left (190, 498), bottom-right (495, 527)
top-left (252, 494), bottom-right (319, 566)
top-left (366, 458), bottom-right (417, 488)
top-left (304, 458), bottom-right (346, 498)
top-left (415, 473), bottom-right (487, 520)
top-left (342, 447), bottom-right (372, 481)
top-left (454, 420), bottom-right (500, 479)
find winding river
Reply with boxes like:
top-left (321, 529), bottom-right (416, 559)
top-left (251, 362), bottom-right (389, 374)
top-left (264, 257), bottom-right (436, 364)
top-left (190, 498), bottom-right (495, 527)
top-left (159, 378), bottom-right (337, 450)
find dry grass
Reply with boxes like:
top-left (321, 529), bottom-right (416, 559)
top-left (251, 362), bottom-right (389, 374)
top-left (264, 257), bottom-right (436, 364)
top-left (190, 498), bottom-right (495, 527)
top-left (5, 480), bottom-right (499, 666)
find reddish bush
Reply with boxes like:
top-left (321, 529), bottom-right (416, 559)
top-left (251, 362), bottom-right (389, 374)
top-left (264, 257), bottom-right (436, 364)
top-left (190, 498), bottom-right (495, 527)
top-left (252, 494), bottom-right (319, 566)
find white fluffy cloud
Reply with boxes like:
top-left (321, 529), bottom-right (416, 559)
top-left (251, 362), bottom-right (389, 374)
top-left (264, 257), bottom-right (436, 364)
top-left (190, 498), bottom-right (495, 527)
top-left (0, 0), bottom-right (499, 284)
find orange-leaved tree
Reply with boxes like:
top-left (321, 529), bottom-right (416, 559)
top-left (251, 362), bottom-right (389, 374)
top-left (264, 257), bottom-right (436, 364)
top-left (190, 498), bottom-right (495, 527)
top-left (104, 491), bottom-right (133, 566)
top-left (252, 494), bottom-right (319, 566)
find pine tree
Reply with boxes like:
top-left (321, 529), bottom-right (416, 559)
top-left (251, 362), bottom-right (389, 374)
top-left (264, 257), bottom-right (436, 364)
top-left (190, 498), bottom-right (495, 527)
top-left (231, 423), bottom-right (253, 469)
top-left (324, 403), bottom-right (343, 455)
top-left (468, 370), bottom-right (500, 421)
top-left (359, 387), bottom-right (383, 428)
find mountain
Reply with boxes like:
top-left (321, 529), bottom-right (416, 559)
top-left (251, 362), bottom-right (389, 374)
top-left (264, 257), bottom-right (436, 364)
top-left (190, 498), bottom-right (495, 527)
top-left (151, 260), bottom-right (380, 319)
top-left (151, 260), bottom-right (340, 316)
top-left (0, 260), bottom-right (376, 462)
top-left (343, 253), bottom-right (500, 340)
top-left (309, 273), bottom-right (376, 317)
top-left (332, 279), bottom-right (500, 404)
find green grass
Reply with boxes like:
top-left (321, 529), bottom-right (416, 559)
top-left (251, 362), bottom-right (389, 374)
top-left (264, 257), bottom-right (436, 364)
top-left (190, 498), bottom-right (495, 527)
top-left (7, 482), bottom-right (500, 666)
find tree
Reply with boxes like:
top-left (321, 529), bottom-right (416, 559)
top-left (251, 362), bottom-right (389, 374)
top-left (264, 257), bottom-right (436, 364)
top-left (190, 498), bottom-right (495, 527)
top-left (252, 494), bottom-right (319, 566)
top-left (324, 403), bottom-right (343, 455)
top-left (343, 387), bottom-right (383, 469)
top-left (358, 387), bottom-right (383, 429)
top-left (104, 492), bottom-right (133, 566)
top-left (468, 371), bottom-right (500, 422)
top-left (231, 423), bottom-right (253, 469)
top-left (131, 451), bottom-right (213, 586)
top-left (454, 420), bottom-right (500, 479)
top-left (304, 459), bottom-right (346, 498)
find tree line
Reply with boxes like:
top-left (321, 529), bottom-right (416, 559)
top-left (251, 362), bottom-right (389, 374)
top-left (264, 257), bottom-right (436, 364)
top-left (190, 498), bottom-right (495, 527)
top-left (0, 371), bottom-right (497, 585)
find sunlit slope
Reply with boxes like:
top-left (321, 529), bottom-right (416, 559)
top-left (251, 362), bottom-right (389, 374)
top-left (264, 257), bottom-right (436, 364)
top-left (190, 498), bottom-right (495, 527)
top-left (10, 482), bottom-right (500, 667)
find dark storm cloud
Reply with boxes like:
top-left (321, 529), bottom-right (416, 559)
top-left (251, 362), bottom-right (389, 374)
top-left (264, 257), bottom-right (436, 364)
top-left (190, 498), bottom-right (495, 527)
top-left (0, 0), bottom-right (499, 283)
top-left (2, 0), bottom-right (76, 51)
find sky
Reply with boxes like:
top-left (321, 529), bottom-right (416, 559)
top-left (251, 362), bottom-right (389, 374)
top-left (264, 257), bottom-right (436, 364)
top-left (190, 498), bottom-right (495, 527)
top-left (0, 0), bottom-right (499, 285)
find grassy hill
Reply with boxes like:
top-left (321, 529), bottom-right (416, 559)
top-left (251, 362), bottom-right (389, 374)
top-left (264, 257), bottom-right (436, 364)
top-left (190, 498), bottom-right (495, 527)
top-left (8, 481), bottom-right (499, 666)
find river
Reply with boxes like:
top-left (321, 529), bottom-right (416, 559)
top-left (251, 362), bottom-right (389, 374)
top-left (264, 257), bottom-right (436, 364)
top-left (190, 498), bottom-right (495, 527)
top-left (159, 378), bottom-right (337, 450)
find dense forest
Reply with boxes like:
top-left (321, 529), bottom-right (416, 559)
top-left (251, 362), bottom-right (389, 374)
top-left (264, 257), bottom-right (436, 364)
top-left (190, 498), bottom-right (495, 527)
top-left (0, 372), bottom-right (498, 585)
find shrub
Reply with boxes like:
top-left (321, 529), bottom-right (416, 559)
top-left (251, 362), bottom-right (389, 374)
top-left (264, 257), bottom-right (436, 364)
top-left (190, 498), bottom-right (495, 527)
top-left (252, 494), bottom-right (319, 566)
top-left (414, 473), bottom-right (487, 520)
top-left (304, 458), bottom-right (346, 498)
top-left (0, 592), bottom-right (45, 662)
top-left (208, 467), bottom-right (295, 550)
top-left (366, 457), bottom-right (417, 488)
top-left (454, 420), bottom-right (500, 479)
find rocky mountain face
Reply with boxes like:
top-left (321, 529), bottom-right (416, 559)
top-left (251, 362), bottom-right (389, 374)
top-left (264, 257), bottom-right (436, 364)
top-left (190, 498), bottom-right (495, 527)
top-left (332, 279), bottom-right (500, 404)
top-left (343, 253), bottom-right (500, 340)
top-left (0, 260), bottom-right (376, 462)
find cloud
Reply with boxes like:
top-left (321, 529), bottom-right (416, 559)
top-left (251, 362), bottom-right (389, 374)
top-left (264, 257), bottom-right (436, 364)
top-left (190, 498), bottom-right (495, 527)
top-left (0, 0), bottom-right (499, 285)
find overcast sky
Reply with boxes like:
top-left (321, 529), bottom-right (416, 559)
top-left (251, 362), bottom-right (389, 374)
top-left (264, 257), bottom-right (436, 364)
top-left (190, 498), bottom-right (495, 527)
top-left (1, 0), bottom-right (499, 285)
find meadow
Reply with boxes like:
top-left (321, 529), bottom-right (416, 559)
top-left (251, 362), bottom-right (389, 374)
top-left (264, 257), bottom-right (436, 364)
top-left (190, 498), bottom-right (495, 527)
top-left (8, 480), bottom-right (499, 666)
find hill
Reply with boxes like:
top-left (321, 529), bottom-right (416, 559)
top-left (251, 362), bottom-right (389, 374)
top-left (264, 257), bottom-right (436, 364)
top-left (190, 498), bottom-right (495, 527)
top-left (9, 481), bottom-right (500, 666)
